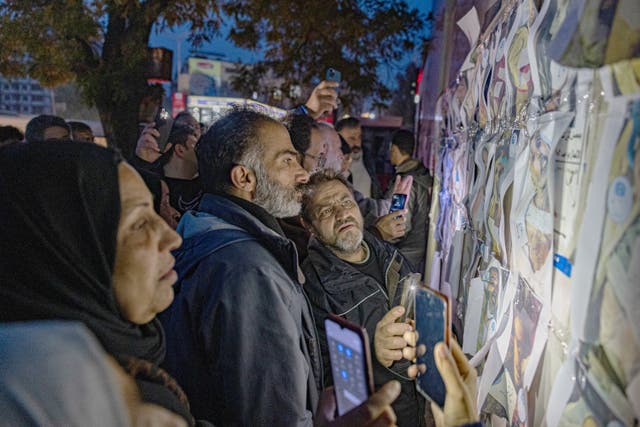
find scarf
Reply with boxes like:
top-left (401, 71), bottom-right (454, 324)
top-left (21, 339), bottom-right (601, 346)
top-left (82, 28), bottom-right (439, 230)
top-left (0, 141), bottom-right (165, 364)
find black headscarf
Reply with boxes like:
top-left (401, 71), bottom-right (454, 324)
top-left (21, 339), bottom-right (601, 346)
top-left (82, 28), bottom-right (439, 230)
top-left (0, 141), bottom-right (165, 364)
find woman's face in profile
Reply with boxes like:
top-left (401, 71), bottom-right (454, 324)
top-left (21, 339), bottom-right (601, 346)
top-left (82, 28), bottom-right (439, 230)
top-left (112, 163), bottom-right (182, 324)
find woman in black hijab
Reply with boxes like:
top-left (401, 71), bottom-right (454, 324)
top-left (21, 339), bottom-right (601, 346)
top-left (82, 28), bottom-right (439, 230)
top-left (0, 141), bottom-right (192, 426)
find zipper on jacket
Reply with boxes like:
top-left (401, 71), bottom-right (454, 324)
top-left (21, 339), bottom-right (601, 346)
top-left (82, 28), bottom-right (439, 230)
top-left (383, 250), bottom-right (402, 309)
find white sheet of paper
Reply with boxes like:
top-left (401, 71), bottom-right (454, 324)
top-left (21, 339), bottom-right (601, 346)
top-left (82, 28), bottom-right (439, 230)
top-left (627, 372), bottom-right (640, 419)
top-left (545, 357), bottom-right (577, 427)
top-left (457, 6), bottom-right (481, 48)
top-left (463, 277), bottom-right (485, 354)
top-left (476, 344), bottom-right (505, 410)
top-left (571, 97), bottom-right (628, 341)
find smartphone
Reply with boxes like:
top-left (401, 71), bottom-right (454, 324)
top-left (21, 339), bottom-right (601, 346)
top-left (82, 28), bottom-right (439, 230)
top-left (326, 68), bottom-right (342, 83)
top-left (397, 273), bottom-right (421, 323)
top-left (389, 193), bottom-right (408, 214)
top-left (325, 314), bottom-right (374, 416)
top-left (154, 107), bottom-right (173, 152)
top-left (414, 286), bottom-right (451, 408)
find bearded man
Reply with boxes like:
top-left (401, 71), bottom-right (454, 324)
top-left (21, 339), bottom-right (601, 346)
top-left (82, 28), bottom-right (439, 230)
top-left (159, 107), bottom-right (321, 424)
top-left (300, 170), bottom-right (427, 427)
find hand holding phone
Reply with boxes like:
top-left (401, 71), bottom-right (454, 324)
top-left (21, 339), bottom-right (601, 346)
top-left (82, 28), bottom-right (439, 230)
top-left (414, 286), bottom-right (451, 407)
top-left (373, 211), bottom-right (407, 241)
top-left (430, 340), bottom-right (479, 426)
top-left (135, 123), bottom-right (163, 163)
top-left (326, 68), bottom-right (342, 83)
top-left (389, 175), bottom-right (413, 215)
top-left (325, 314), bottom-right (374, 416)
top-left (154, 107), bottom-right (173, 152)
top-left (304, 80), bottom-right (339, 119)
top-left (389, 193), bottom-right (408, 214)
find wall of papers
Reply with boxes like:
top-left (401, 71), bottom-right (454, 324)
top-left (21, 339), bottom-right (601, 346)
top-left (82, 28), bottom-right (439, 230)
top-left (416, 0), bottom-right (640, 424)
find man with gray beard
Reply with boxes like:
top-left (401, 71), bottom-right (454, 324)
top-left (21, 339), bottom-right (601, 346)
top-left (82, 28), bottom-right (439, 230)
top-left (301, 170), bottom-right (427, 427)
top-left (159, 108), bottom-right (402, 427)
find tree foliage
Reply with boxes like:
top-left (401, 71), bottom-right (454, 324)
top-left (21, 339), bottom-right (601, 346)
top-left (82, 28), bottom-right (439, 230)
top-left (0, 0), bottom-right (221, 156)
top-left (387, 62), bottom-right (419, 127)
top-left (224, 1), bottom-right (427, 111)
top-left (0, 1), bottom-right (426, 154)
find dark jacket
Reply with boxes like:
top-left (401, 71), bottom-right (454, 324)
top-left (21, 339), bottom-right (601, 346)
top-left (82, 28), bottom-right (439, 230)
top-left (363, 146), bottom-right (383, 199)
top-left (302, 232), bottom-right (426, 427)
top-left (160, 194), bottom-right (322, 426)
top-left (387, 158), bottom-right (433, 274)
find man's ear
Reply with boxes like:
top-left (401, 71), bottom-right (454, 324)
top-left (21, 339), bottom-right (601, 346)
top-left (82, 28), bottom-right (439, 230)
top-left (229, 164), bottom-right (256, 195)
top-left (174, 143), bottom-right (186, 158)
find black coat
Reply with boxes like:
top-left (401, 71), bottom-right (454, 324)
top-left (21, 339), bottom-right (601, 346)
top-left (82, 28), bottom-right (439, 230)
top-left (160, 194), bottom-right (321, 426)
top-left (387, 158), bottom-right (433, 274)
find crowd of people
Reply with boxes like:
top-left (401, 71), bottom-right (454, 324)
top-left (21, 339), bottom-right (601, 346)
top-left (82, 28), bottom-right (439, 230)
top-left (0, 81), bottom-right (479, 427)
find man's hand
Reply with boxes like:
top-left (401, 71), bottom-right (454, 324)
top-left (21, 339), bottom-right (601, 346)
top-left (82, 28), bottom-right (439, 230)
top-left (304, 81), bottom-right (339, 119)
top-left (390, 175), bottom-right (413, 197)
top-left (431, 340), bottom-right (479, 427)
top-left (315, 381), bottom-right (401, 427)
top-left (374, 211), bottom-right (407, 241)
top-left (135, 123), bottom-right (171, 163)
top-left (374, 306), bottom-right (413, 368)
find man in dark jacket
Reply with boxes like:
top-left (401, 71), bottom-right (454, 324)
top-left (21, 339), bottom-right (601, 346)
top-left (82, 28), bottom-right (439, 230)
top-left (159, 107), bottom-right (403, 427)
top-left (159, 107), bottom-right (321, 425)
top-left (388, 129), bottom-right (433, 275)
top-left (300, 170), bottom-right (427, 427)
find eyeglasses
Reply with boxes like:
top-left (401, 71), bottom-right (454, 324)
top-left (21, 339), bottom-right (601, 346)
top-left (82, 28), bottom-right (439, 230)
top-left (315, 199), bottom-right (356, 220)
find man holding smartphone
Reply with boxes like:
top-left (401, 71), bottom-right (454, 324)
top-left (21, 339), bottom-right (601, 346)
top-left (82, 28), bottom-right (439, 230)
top-left (300, 170), bottom-right (427, 427)
top-left (387, 129), bottom-right (433, 274)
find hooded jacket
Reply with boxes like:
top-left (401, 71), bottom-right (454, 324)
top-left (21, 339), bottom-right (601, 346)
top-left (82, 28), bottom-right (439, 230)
top-left (160, 194), bottom-right (322, 426)
top-left (302, 231), bottom-right (426, 427)
top-left (387, 158), bottom-right (433, 274)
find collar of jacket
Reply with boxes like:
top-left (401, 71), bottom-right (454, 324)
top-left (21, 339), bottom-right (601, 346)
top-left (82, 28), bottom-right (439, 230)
top-left (192, 193), bottom-right (305, 284)
top-left (395, 158), bottom-right (424, 174)
top-left (305, 231), bottom-right (404, 302)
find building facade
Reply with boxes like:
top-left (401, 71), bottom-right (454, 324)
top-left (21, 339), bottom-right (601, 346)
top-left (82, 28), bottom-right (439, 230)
top-left (0, 76), bottom-right (54, 115)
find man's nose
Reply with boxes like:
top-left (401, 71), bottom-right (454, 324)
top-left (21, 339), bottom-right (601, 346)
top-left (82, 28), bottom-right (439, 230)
top-left (334, 204), bottom-right (351, 220)
top-left (295, 162), bottom-right (309, 184)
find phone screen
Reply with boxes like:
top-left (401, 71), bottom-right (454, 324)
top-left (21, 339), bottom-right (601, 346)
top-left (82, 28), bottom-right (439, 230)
top-left (325, 317), bottom-right (370, 416)
top-left (389, 193), bottom-right (408, 213)
top-left (415, 287), bottom-right (450, 407)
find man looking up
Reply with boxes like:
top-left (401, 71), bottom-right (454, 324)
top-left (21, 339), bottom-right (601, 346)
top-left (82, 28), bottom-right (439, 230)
top-left (160, 107), bottom-right (315, 424)
top-left (336, 117), bottom-right (381, 198)
top-left (159, 107), bottom-right (402, 427)
top-left (388, 129), bottom-right (433, 274)
top-left (300, 170), bottom-right (427, 427)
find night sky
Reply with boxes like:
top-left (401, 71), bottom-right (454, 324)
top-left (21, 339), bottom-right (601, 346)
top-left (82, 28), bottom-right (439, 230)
top-left (149, 0), bottom-right (434, 87)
